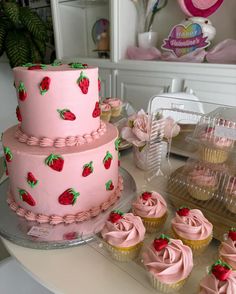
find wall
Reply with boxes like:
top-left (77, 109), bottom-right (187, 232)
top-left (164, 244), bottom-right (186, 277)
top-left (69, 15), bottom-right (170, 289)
top-left (0, 60), bottom-right (17, 134)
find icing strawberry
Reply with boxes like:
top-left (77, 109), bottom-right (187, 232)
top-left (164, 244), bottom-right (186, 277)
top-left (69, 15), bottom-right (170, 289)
top-left (211, 260), bottom-right (232, 281)
top-left (77, 72), bottom-right (89, 94)
top-left (45, 154), bottom-right (64, 172)
top-left (58, 188), bottom-right (80, 205)
top-left (115, 138), bottom-right (121, 151)
top-left (177, 206), bottom-right (190, 216)
top-left (92, 102), bottom-right (101, 118)
top-left (57, 109), bottom-right (76, 121)
top-left (108, 210), bottom-right (124, 223)
top-left (153, 234), bottom-right (170, 251)
top-left (105, 180), bottom-right (114, 191)
top-left (98, 78), bottom-right (101, 92)
top-left (103, 152), bottom-right (113, 169)
top-left (69, 62), bottom-right (87, 69)
top-left (63, 232), bottom-right (78, 240)
top-left (40, 77), bottom-right (51, 95)
top-left (82, 161), bottom-right (93, 177)
top-left (141, 191), bottom-right (152, 201)
top-left (51, 60), bottom-right (62, 66)
top-left (4, 147), bottom-right (13, 162)
top-left (27, 64), bottom-right (46, 70)
top-left (16, 106), bottom-right (22, 122)
top-left (19, 189), bottom-right (36, 206)
top-left (18, 82), bottom-right (27, 101)
top-left (27, 172), bottom-right (38, 188)
top-left (228, 228), bottom-right (236, 241)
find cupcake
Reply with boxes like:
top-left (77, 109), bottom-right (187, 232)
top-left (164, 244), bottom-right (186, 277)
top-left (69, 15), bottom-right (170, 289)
top-left (132, 191), bottom-right (167, 233)
top-left (187, 165), bottom-right (218, 201)
top-left (225, 177), bottom-right (236, 214)
top-left (219, 228), bottom-right (236, 270)
top-left (142, 234), bottom-right (193, 293)
top-left (199, 260), bottom-right (236, 293)
top-left (101, 210), bottom-right (145, 262)
top-left (104, 98), bottom-right (122, 117)
top-left (100, 102), bottom-right (111, 122)
top-left (171, 207), bottom-right (213, 253)
top-left (199, 126), bottom-right (234, 164)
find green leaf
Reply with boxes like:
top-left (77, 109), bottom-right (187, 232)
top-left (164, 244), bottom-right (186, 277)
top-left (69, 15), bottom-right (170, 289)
top-left (2, 2), bottom-right (20, 26)
top-left (5, 30), bottom-right (31, 68)
top-left (20, 7), bottom-right (48, 42)
top-left (33, 37), bottom-right (46, 58)
top-left (0, 21), bottom-right (7, 57)
top-left (29, 37), bottom-right (43, 63)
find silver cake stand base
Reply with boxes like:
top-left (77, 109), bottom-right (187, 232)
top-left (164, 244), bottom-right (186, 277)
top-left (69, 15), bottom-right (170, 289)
top-left (0, 167), bottom-right (136, 250)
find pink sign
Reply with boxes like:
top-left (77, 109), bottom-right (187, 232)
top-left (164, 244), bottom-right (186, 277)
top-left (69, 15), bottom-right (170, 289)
top-left (162, 23), bottom-right (209, 57)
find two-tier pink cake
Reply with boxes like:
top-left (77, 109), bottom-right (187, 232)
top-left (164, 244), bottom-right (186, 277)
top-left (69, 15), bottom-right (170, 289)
top-left (2, 63), bottom-right (122, 225)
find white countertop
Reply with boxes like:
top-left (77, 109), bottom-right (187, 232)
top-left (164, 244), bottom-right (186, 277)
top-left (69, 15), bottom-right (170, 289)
top-left (1, 150), bottom-right (219, 294)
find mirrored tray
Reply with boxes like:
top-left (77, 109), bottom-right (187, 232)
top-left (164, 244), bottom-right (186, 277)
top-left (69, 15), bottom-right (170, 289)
top-left (0, 167), bottom-right (136, 250)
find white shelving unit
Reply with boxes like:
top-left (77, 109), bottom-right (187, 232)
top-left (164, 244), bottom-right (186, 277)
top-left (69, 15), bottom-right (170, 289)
top-left (51, 0), bottom-right (236, 107)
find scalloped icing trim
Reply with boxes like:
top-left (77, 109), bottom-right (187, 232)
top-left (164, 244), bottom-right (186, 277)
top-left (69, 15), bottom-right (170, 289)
top-left (15, 121), bottom-right (107, 147)
top-left (7, 175), bottom-right (123, 225)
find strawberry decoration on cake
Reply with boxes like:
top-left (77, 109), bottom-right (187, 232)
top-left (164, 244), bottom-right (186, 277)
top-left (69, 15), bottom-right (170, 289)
top-left (108, 210), bottom-right (124, 223)
top-left (153, 234), bottom-right (171, 251)
top-left (63, 232), bottom-right (78, 240)
top-left (45, 154), bottom-right (64, 172)
top-left (228, 228), bottom-right (236, 241)
top-left (58, 188), bottom-right (80, 205)
top-left (103, 152), bottom-right (113, 169)
top-left (98, 78), bottom-right (101, 92)
top-left (115, 138), bottom-right (121, 151)
top-left (18, 82), bottom-right (27, 101)
top-left (92, 102), bottom-right (101, 118)
top-left (27, 172), bottom-right (38, 188)
top-left (51, 60), bottom-right (62, 66)
top-left (27, 64), bottom-right (46, 70)
top-left (16, 106), bottom-right (22, 122)
top-left (57, 109), bottom-right (76, 121)
top-left (82, 161), bottom-right (93, 177)
top-left (177, 206), bottom-right (190, 216)
top-left (105, 180), bottom-right (114, 191)
top-left (19, 189), bottom-right (36, 206)
top-left (210, 260), bottom-right (232, 281)
top-left (39, 77), bottom-right (51, 95)
top-left (77, 72), bottom-right (90, 94)
top-left (69, 62), bottom-right (88, 69)
top-left (141, 191), bottom-right (152, 201)
top-left (4, 147), bottom-right (13, 162)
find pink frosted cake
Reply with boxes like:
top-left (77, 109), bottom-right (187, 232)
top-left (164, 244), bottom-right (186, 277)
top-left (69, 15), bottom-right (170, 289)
top-left (199, 260), bottom-right (236, 294)
top-left (2, 63), bottom-right (122, 224)
top-left (219, 228), bottom-right (236, 270)
top-left (142, 234), bottom-right (193, 293)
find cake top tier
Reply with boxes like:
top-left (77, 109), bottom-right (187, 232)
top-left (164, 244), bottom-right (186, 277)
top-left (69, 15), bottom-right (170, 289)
top-left (13, 63), bottom-right (102, 147)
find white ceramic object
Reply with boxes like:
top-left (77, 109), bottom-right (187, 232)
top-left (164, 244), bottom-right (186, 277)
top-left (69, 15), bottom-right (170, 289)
top-left (138, 32), bottom-right (158, 49)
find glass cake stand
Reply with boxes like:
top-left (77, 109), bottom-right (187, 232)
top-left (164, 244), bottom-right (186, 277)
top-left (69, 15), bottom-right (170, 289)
top-left (0, 167), bottom-right (136, 250)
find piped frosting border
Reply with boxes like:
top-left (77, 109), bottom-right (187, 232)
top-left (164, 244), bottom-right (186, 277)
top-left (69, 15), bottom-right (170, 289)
top-left (15, 121), bottom-right (107, 148)
top-left (7, 176), bottom-right (123, 225)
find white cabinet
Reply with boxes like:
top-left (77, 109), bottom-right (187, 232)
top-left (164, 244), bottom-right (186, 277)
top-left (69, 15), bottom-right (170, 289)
top-left (51, 0), bottom-right (236, 107)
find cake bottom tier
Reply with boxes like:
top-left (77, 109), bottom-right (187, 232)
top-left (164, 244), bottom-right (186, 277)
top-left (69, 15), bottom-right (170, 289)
top-left (3, 124), bottom-right (122, 224)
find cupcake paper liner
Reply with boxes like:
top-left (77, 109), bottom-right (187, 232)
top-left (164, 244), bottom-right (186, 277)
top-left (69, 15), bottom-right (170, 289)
top-left (187, 185), bottom-right (216, 201)
top-left (100, 111), bottom-right (111, 122)
top-left (141, 213), bottom-right (167, 234)
top-left (200, 146), bottom-right (228, 164)
top-left (149, 272), bottom-right (187, 293)
top-left (111, 106), bottom-right (122, 117)
top-left (104, 241), bottom-right (143, 262)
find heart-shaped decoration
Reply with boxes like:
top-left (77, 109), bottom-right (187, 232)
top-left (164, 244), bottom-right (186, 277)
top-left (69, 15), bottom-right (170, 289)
top-left (162, 23), bottom-right (209, 57)
top-left (177, 0), bottom-right (224, 17)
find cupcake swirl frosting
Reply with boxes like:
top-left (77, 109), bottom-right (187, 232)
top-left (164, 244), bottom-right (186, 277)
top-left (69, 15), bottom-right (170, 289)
top-left (104, 98), bottom-right (122, 108)
top-left (188, 167), bottom-right (218, 187)
top-left (219, 238), bottom-right (236, 269)
top-left (142, 238), bottom-right (193, 284)
top-left (100, 102), bottom-right (111, 112)
top-left (171, 209), bottom-right (213, 241)
top-left (199, 272), bottom-right (236, 294)
top-left (132, 192), bottom-right (167, 218)
top-left (101, 213), bottom-right (145, 248)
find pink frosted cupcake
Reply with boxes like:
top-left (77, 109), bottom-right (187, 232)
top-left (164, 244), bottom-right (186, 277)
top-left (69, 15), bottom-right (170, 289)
top-left (199, 260), bottom-right (236, 293)
top-left (100, 102), bottom-right (111, 122)
top-left (142, 234), bottom-right (193, 293)
top-left (101, 210), bottom-right (145, 262)
top-left (225, 177), bottom-right (236, 214)
top-left (187, 165), bottom-right (218, 201)
top-left (171, 207), bottom-right (213, 253)
top-left (200, 126), bottom-right (234, 163)
top-left (104, 98), bottom-right (122, 117)
top-left (219, 228), bottom-right (236, 270)
top-left (132, 191), bottom-right (167, 233)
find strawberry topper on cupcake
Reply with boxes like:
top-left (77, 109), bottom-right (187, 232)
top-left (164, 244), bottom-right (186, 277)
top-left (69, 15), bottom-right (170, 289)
top-left (210, 260), bottom-right (232, 281)
top-left (227, 228), bottom-right (236, 241)
top-left (108, 210), bottom-right (124, 223)
top-left (177, 206), bottom-right (190, 216)
top-left (153, 234), bottom-right (171, 251)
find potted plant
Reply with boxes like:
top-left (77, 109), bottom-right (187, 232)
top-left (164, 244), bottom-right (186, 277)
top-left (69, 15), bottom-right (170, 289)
top-left (0, 0), bottom-right (48, 67)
